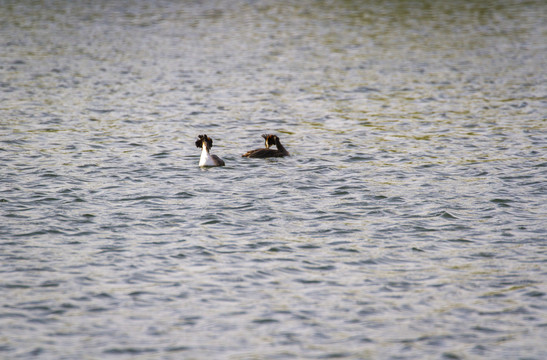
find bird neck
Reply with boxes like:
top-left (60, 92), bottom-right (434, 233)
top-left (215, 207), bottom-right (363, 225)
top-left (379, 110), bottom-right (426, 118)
top-left (275, 139), bottom-right (289, 155)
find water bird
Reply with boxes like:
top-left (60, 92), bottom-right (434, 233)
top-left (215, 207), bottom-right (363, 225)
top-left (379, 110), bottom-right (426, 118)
top-left (195, 134), bottom-right (225, 167)
top-left (242, 134), bottom-right (290, 158)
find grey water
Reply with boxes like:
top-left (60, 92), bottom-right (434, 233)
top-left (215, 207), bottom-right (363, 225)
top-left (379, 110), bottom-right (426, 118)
top-left (1, 0), bottom-right (546, 359)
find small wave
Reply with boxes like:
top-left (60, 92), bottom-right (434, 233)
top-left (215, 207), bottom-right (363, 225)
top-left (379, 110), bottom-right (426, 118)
top-left (434, 210), bottom-right (458, 219)
top-left (86, 108), bottom-right (115, 114)
top-left (104, 347), bottom-right (157, 355)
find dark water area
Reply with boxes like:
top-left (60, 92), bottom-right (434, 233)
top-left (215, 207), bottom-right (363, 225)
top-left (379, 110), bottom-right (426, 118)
top-left (1, 0), bottom-right (546, 358)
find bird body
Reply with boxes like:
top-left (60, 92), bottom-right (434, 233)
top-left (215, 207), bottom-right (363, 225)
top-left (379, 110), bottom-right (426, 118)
top-left (195, 134), bottom-right (225, 167)
top-left (242, 134), bottom-right (289, 158)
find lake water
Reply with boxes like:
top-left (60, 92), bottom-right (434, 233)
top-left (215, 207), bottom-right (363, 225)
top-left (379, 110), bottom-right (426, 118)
top-left (1, 0), bottom-right (546, 359)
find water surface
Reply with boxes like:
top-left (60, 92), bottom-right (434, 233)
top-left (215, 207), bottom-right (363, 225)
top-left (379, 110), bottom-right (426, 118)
top-left (1, 0), bottom-right (546, 359)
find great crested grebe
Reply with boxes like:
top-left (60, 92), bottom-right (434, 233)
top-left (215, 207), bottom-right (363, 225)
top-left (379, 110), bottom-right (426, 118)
top-left (195, 134), bottom-right (225, 167)
top-left (242, 134), bottom-right (290, 158)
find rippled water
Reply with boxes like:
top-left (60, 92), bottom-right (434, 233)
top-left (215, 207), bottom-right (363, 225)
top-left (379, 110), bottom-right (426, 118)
top-left (1, 0), bottom-right (546, 358)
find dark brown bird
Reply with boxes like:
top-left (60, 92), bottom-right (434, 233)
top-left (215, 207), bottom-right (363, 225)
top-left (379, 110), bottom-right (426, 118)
top-left (242, 134), bottom-right (290, 158)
